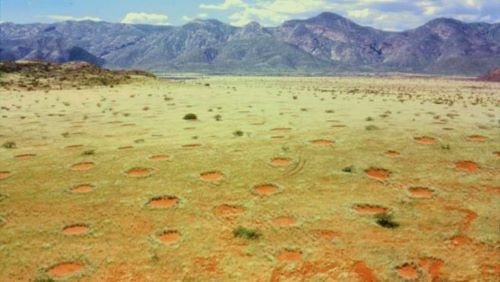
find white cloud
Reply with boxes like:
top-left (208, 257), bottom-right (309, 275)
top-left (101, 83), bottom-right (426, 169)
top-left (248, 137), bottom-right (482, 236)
top-left (348, 8), bottom-right (371, 19)
top-left (200, 0), bottom-right (246, 10)
top-left (199, 0), bottom-right (498, 29)
top-left (121, 12), bottom-right (170, 25)
top-left (47, 15), bottom-right (102, 22)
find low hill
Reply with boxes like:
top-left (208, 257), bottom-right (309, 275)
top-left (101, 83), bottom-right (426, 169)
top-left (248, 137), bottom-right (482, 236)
top-left (0, 60), bottom-right (155, 91)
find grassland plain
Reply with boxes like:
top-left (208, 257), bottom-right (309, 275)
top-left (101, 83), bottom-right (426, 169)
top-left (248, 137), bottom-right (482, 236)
top-left (0, 76), bottom-right (499, 281)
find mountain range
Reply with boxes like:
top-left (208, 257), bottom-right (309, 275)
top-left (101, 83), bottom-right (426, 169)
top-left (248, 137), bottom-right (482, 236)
top-left (1, 12), bottom-right (499, 75)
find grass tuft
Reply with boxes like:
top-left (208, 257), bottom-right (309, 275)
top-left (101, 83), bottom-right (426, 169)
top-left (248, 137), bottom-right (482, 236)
top-left (2, 141), bottom-right (16, 149)
top-left (233, 226), bottom-right (261, 240)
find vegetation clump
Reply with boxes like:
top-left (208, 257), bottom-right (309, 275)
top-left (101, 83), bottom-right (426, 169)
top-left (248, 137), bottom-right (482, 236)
top-left (233, 130), bottom-right (244, 137)
top-left (375, 214), bottom-right (400, 229)
top-left (2, 141), bottom-right (16, 149)
top-left (233, 226), bottom-right (261, 240)
top-left (183, 113), bottom-right (197, 120)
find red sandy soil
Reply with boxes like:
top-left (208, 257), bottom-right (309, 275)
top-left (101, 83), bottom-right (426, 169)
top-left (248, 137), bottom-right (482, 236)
top-left (353, 261), bottom-right (378, 282)
top-left (62, 224), bottom-right (89, 235)
top-left (47, 262), bottom-right (84, 277)
top-left (158, 230), bottom-right (181, 244)
top-left (310, 139), bottom-right (335, 145)
top-left (395, 263), bottom-right (419, 280)
top-left (65, 144), bottom-right (84, 149)
top-left (71, 184), bottom-right (94, 193)
top-left (0, 171), bottom-right (11, 180)
top-left (455, 161), bottom-right (480, 172)
top-left (352, 204), bottom-right (389, 215)
top-left (365, 168), bottom-right (391, 180)
top-left (254, 184), bottom-right (279, 195)
top-left (414, 136), bottom-right (437, 144)
top-left (270, 157), bottom-right (292, 167)
top-left (407, 187), bottom-right (434, 198)
top-left (14, 153), bottom-right (36, 160)
top-left (277, 250), bottom-right (302, 262)
top-left (384, 150), bottom-right (400, 157)
top-left (149, 154), bottom-right (169, 161)
top-left (466, 135), bottom-right (488, 142)
top-left (148, 196), bottom-right (179, 208)
top-left (70, 162), bottom-right (95, 171)
top-left (272, 216), bottom-right (296, 226)
top-left (213, 204), bottom-right (245, 216)
top-left (126, 168), bottom-right (153, 177)
top-left (200, 171), bottom-right (224, 181)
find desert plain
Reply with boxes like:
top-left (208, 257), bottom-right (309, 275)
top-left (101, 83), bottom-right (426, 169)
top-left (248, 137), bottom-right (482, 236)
top-left (0, 75), bottom-right (499, 281)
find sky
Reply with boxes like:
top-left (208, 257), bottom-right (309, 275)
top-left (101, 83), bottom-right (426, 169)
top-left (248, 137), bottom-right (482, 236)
top-left (0, 0), bottom-right (499, 30)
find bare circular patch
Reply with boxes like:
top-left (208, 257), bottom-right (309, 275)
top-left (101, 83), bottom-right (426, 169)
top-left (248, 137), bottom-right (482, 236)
top-left (254, 184), bottom-right (279, 195)
top-left (182, 143), bottom-right (202, 148)
top-left (200, 171), bottom-right (224, 181)
top-left (408, 187), bottom-right (434, 198)
top-left (70, 162), bottom-right (94, 171)
top-left (450, 235), bottom-right (471, 246)
top-left (149, 154), bottom-right (169, 161)
top-left (118, 145), bottom-right (133, 150)
top-left (395, 263), bottom-right (419, 280)
top-left (365, 168), bottom-right (391, 180)
top-left (310, 139), bottom-right (334, 145)
top-left (352, 204), bottom-right (389, 215)
top-left (63, 224), bottom-right (89, 235)
top-left (455, 161), bottom-right (480, 172)
top-left (65, 144), bottom-right (83, 149)
top-left (0, 171), bottom-right (11, 180)
top-left (385, 150), bottom-right (400, 157)
top-left (126, 167), bottom-right (154, 177)
top-left (213, 204), bottom-right (245, 216)
top-left (271, 127), bottom-right (292, 131)
top-left (277, 250), bottom-right (302, 262)
top-left (414, 136), bottom-right (436, 144)
top-left (71, 184), bottom-right (94, 193)
top-left (47, 262), bottom-right (84, 277)
top-left (466, 135), bottom-right (488, 142)
top-left (15, 153), bottom-right (36, 160)
top-left (147, 196), bottom-right (179, 208)
top-left (270, 157), bottom-right (292, 167)
top-left (271, 135), bottom-right (285, 139)
top-left (157, 230), bottom-right (181, 244)
top-left (272, 216), bottom-right (296, 226)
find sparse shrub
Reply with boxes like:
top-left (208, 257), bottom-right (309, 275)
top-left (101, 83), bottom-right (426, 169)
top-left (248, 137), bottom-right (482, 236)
top-left (365, 117), bottom-right (374, 121)
top-left (233, 226), bottom-right (261, 240)
top-left (441, 144), bottom-right (451, 150)
top-left (342, 166), bottom-right (354, 173)
top-left (325, 109), bottom-right (335, 114)
top-left (2, 141), bottom-right (16, 149)
top-left (214, 114), bottom-right (222, 121)
top-left (82, 150), bottom-right (95, 156)
top-left (375, 214), bottom-right (399, 229)
top-left (365, 125), bottom-right (379, 131)
top-left (183, 113), bottom-right (197, 120)
top-left (233, 130), bottom-right (244, 137)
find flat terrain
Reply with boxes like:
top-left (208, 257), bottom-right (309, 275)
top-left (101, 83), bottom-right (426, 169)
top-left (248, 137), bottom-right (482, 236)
top-left (0, 76), bottom-right (499, 281)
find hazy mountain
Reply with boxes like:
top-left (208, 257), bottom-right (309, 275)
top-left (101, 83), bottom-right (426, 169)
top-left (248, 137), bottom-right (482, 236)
top-left (1, 12), bottom-right (499, 75)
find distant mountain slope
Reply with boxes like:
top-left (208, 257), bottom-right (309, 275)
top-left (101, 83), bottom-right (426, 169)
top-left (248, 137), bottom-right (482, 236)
top-left (1, 13), bottom-right (499, 75)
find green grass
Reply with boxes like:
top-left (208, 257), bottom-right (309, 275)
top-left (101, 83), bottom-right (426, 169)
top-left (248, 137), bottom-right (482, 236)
top-left (233, 227), bottom-right (261, 240)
